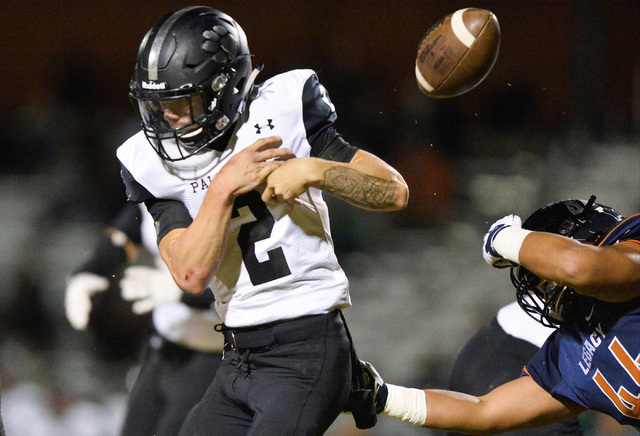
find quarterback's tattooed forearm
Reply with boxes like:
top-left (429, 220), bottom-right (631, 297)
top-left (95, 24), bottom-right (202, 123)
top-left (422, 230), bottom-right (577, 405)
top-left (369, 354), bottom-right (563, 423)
top-left (320, 167), bottom-right (399, 209)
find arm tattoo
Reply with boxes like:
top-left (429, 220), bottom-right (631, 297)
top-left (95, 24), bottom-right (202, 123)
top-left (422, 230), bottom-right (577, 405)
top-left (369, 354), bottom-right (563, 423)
top-left (320, 166), bottom-right (398, 210)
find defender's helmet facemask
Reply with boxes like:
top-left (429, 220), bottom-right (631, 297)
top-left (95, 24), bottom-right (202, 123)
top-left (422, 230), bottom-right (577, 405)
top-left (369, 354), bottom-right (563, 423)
top-left (129, 7), bottom-right (254, 161)
top-left (511, 195), bottom-right (623, 327)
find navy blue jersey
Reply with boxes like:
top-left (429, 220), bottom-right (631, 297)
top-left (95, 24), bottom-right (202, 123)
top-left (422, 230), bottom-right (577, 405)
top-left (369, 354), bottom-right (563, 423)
top-left (524, 214), bottom-right (640, 427)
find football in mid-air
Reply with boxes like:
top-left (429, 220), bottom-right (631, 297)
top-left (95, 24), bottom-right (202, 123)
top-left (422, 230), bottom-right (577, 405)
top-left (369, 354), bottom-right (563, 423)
top-left (415, 8), bottom-right (500, 98)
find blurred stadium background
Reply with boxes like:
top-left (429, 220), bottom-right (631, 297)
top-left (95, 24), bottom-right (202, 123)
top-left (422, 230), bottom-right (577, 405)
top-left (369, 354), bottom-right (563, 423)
top-left (0, 1), bottom-right (638, 434)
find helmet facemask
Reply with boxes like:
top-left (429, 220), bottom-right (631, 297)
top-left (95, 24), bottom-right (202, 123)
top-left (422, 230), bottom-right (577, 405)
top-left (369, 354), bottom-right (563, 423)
top-left (512, 267), bottom-right (578, 327)
top-left (511, 195), bottom-right (623, 327)
top-left (132, 68), bottom-right (240, 161)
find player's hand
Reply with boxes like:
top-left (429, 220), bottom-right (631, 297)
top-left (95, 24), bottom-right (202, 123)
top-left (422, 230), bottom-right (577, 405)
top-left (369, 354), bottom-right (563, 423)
top-left (120, 260), bottom-right (183, 314)
top-left (261, 157), bottom-right (316, 204)
top-left (360, 360), bottom-right (388, 414)
top-left (65, 272), bottom-right (110, 330)
top-left (482, 214), bottom-right (521, 268)
top-left (217, 136), bottom-right (294, 197)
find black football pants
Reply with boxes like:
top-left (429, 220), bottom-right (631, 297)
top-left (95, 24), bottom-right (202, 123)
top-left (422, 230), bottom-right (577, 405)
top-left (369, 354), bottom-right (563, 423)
top-left (120, 338), bottom-right (222, 436)
top-left (178, 311), bottom-right (352, 436)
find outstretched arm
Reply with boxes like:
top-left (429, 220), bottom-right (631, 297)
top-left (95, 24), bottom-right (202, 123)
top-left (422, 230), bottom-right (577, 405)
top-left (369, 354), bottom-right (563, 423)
top-left (423, 376), bottom-right (583, 433)
top-left (483, 214), bottom-right (640, 302)
top-left (381, 375), bottom-right (584, 434)
top-left (518, 233), bottom-right (640, 302)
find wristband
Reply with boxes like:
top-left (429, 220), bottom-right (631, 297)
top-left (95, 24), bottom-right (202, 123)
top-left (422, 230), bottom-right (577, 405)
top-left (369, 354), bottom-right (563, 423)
top-left (382, 384), bottom-right (428, 427)
top-left (492, 226), bottom-right (532, 264)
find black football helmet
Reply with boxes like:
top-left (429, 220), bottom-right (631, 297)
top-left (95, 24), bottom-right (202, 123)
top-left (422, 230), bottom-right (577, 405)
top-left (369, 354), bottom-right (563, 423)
top-left (129, 6), bottom-right (253, 161)
top-left (512, 195), bottom-right (623, 327)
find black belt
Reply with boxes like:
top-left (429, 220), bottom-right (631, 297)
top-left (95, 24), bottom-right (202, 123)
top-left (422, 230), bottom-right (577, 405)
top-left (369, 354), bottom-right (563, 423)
top-left (215, 311), bottom-right (341, 351)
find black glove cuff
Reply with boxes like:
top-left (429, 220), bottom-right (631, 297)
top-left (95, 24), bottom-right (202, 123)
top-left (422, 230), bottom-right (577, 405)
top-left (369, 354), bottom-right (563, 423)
top-left (345, 389), bottom-right (377, 429)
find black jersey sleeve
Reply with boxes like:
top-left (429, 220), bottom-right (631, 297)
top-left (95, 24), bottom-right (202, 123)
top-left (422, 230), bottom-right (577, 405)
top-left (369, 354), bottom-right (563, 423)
top-left (302, 73), bottom-right (336, 144)
top-left (302, 74), bottom-right (360, 163)
top-left (120, 163), bottom-right (154, 204)
top-left (145, 198), bottom-right (193, 246)
top-left (311, 126), bottom-right (359, 163)
top-left (119, 162), bottom-right (193, 245)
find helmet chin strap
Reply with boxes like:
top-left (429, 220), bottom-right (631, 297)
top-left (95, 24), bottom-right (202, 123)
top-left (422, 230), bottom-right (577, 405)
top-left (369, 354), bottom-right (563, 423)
top-left (240, 64), bottom-right (264, 101)
top-left (181, 127), bottom-right (203, 139)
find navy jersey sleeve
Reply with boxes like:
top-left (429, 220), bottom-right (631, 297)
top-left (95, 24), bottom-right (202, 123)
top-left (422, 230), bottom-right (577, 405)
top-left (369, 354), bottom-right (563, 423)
top-left (522, 331), bottom-right (569, 395)
top-left (521, 329), bottom-right (595, 410)
top-left (302, 74), bottom-right (359, 163)
top-left (598, 213), bottom-right (640, 247)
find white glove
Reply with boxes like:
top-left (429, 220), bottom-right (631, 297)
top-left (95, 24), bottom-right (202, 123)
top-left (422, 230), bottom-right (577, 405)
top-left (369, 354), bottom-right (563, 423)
top-left (120, 262), bottom-right (182, 314)
top-left (482, 214), bottom-right (527, 268)
top-left (65, 272), bottom-right (110, 330)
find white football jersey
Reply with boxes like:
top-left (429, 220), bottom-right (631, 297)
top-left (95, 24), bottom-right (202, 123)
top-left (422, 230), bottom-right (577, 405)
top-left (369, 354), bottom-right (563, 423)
top-left (118, 69), bottom-right (351, 327)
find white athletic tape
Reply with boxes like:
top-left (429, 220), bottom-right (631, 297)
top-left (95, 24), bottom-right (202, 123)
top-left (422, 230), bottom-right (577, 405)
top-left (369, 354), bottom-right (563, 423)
top-left (415, 62), bottom-right (434, 92)
top-left (493, 226), bottom-right (532, 264)
top-left (383, 384), bottom-right (428, 427)
top-left (451, 8), bottom-right (476, 48)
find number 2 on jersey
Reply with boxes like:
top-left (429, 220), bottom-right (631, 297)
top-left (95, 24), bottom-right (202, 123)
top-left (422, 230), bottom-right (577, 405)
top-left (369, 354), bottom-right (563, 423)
top-left (232, 191), bottom-right (291, 285)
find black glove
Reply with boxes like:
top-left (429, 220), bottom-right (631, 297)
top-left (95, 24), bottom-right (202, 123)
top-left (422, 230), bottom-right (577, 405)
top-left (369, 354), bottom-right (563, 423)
top-left (360, 360), bottom-right (388, 414)
top-left (343, 356), bottom-right (377, 429)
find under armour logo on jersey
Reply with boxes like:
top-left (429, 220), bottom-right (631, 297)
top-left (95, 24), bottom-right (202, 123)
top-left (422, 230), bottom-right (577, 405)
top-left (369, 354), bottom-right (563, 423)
top-left (255, 119), bottom-right (275, 134)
